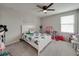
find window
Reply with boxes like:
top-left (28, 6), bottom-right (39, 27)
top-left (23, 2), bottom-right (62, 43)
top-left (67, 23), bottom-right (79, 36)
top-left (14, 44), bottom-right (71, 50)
top-left (60, 15), bottom-right (75, 33)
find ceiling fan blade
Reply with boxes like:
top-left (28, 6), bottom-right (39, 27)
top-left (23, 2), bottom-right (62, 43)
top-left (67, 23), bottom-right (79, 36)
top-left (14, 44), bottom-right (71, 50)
top-left (47, 9), bottom-right (55, 11)
top-left (47, 3), bottom-right (54, 9)
top-left (37, 5), bottom-right (43, 9)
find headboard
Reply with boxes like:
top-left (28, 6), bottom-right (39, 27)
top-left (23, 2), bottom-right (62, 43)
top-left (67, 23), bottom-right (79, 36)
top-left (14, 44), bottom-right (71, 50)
top-left (21, 24), bottom-right (36, 33)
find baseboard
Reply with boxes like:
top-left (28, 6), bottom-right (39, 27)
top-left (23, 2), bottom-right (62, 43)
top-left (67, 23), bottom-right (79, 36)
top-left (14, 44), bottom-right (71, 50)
top-left (5, 39), bottom-right (20, 46)
top-left (5, 34), bottom-right (21, 46)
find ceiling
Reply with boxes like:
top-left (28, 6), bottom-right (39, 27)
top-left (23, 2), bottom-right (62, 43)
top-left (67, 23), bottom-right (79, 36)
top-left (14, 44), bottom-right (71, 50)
top-left (0, 3), bottom-right (79, 18)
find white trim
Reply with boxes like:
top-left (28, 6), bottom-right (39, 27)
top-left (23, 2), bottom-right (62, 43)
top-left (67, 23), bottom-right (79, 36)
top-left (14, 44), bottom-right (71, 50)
top-left (5, 39), bottom-right (20, 46)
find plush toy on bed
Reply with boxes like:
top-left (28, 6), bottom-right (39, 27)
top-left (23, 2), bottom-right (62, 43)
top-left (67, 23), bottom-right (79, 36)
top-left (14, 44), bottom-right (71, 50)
top-left (44, 26), bottom-right (53, 34)
top-left (51, 31), bottom-right (65, 41)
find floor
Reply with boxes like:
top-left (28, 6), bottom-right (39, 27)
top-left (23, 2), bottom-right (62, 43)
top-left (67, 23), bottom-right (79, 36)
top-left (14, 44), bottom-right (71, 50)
top-left (6, 40), bottom-right (38, 56)
top-left (5, 40), bottom-right (76, 56)
top-left (39, 40), bottom-right (76, 56)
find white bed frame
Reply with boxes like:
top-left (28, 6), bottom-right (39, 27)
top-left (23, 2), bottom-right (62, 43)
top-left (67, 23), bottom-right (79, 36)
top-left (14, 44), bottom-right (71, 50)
top-left (21, 25), bottom-right (52, 52)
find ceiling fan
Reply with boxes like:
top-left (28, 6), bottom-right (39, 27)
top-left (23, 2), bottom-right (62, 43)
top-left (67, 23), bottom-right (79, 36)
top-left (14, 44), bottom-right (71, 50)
top-left (37, 3), bottom-right (55, 13)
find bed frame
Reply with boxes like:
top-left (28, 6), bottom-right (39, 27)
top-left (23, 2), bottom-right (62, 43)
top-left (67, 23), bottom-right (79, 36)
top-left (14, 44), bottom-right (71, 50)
top-left (21, 24), bottom-right (52, 52)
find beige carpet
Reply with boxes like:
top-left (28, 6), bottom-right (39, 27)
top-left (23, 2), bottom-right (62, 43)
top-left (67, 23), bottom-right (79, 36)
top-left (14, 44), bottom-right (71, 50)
top-left (39, 40), bottom-right (76, 56)
top-left (6, 40), bottom-right (38, 56)
top-left (5, 40), bottom-right (76, 56)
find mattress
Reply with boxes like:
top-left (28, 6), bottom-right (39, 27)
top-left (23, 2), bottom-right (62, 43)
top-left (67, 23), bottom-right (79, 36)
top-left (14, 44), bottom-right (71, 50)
top-left (22, 33), bottom-right (52, 52)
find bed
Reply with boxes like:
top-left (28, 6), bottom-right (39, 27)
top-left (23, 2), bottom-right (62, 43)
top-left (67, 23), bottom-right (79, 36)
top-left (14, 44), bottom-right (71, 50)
top-left (21, 25), bottom-right (52, 52)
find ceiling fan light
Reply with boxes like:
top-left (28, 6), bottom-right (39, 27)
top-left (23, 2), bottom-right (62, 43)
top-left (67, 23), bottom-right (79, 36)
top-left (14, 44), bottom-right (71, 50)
top-left (43, 10), bottom-right (47, 13)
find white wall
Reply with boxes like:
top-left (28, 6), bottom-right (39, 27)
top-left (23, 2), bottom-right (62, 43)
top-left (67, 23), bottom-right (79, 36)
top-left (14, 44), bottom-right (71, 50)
top-left (76, 9), bottom-right (79, 34)
top-left (41, 10), bottom-right (78, 41)
top-left (22, 14), bottom-right (40, 31)
top-left (0, 6), bottom-right (40, 45)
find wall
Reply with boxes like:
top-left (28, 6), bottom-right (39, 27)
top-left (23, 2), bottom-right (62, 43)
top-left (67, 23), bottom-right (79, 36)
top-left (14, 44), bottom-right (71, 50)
top-left (0, 6), bottom-right (40, 45)
top-left (41, 10), bottom-right (78, 41)
top-left (22, 14), bottom-right (40, 31)
top-left (76, 9), bottom-right (79, 34)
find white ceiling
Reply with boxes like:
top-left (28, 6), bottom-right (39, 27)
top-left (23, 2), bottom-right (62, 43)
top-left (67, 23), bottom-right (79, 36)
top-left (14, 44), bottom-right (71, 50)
top-left (0, 3), bottom-right (79, 17)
